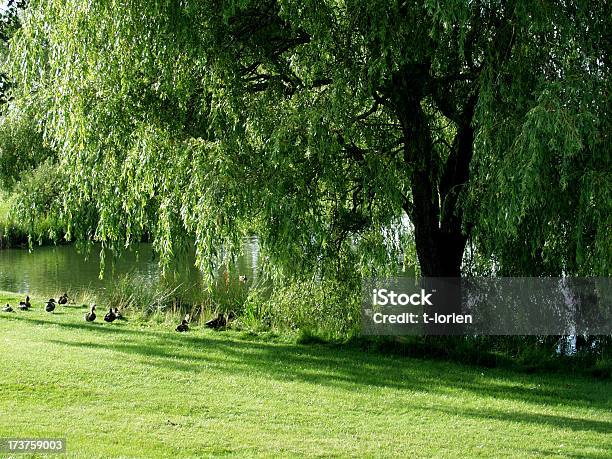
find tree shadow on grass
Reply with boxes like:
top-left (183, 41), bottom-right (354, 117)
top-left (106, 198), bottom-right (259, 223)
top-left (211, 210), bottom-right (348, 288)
top-left (425, 403), bottom-right (612, 435)
top-left (45, 337), bottom-right (612, 436)
top-left (526, 447), bottom-right (611, 458)
top-left (5, 314), bottom-right (612, 432)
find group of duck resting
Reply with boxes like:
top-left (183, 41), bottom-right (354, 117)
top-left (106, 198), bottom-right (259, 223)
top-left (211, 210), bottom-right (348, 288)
top-left (2, 293), bottom-right (70, 313)
top-left (2, 293), bottom-right (123, 322)
top-left (2, 292), bottom-right (238, 333)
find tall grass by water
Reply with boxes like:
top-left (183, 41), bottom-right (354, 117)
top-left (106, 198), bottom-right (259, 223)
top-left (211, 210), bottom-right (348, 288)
top-left (101, 273), bottom-right (361, 340)
top-left (102, 272), bottom-right (252, 327)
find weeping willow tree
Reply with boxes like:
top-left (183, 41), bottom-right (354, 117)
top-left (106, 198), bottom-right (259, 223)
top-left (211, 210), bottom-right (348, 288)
top-left (1, 0), bottom-right (609, 278)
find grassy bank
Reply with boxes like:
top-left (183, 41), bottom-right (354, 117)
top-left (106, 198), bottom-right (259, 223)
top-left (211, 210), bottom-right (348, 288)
top-left (1, 291), bottom-right (611, 458)
top-left (104, 276), bottom-right (612, 379)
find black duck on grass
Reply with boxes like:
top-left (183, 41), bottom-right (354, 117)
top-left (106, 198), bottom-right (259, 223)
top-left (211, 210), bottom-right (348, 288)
top-left (104, 307), bottom-right (117, 323)
top-left (2, 304), bottom-right (13, 312)
top-left (45, 300), bottom-right (56, 312)
top-left (58, 293), bottom-right (68, 305)
top-left (18, 295), bottom-right (31, 310)
top-left (205, 313), bottom-right (226, 330)
top-left (113, 307), bottom-right (125, 320)
top-left (176, 314), bottom-right (190, 332)
top-left (205, 311), bottom-right (236, 330)
top-left (85, 304), bottom-right (96, 322)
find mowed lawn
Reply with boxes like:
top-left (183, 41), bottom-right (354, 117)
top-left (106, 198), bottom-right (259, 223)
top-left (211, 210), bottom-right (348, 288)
top-left (0, 292), bottom-right (610, 458)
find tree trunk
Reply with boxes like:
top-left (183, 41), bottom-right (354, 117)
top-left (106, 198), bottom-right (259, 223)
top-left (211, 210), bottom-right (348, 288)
top-left (386, 64), bottom-right (476, 333)
top-left (401, 104), bottom-right (468, 333)
top-left (398, 114), bottom-right (471, 276)
top-left (388, 65), bottom-right (475, 279)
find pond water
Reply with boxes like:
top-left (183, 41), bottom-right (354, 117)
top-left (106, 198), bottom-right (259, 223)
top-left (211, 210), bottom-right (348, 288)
top-left (0, 238), bottom-right (260, 299)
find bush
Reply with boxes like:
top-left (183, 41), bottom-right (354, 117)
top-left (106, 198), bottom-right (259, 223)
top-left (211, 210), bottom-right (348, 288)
top-left (262, 278), bottom-right (361, 341)
top-left (0, 161), bottom-right (66, 247)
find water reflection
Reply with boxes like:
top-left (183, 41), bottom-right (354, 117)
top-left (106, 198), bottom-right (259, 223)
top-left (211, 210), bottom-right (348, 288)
top-left (0, 238), bottom-right (260, 299)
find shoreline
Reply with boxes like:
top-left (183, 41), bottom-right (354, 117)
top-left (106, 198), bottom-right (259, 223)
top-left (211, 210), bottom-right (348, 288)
top-left (1, 289), bottom-right (609, 381)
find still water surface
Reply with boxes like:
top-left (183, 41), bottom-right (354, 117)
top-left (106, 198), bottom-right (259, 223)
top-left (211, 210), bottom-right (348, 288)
top-left (0, 238), bottom-right (260, 298)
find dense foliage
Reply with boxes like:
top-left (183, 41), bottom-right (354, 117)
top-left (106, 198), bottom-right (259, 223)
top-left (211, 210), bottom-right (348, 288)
top-left (0, 0), bottom-right (26, 105)
top-left (1, 0), bottom-right (609, 278)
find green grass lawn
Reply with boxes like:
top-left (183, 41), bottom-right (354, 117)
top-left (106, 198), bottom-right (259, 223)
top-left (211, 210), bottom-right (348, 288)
top-left (0, 291), bottom-right (610, 458)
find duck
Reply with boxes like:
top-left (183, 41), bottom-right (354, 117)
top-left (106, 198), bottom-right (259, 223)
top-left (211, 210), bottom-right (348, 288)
top-left (104, 307), bottom-right (117, 323)
top-left (18, 295), bottom-right (31, 310)
top-left (2, 304), bottom-right (13, 312)
top-left (113, 307), bottom-right (125, 320)
top-left (238, 275), bottom-right (248, 283)
top-left (18, 300), bottom-right (29, 310)
top-left (58, 293), bottom-right (68, 305)
top-left (45, 300), bottom-right (56, 312)
top-left (175, 314), bottom-right (190, 332)
top-left (205, 313), bottom-right (227, 330)
top-left (85, 304), bottom-right (96, 322)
